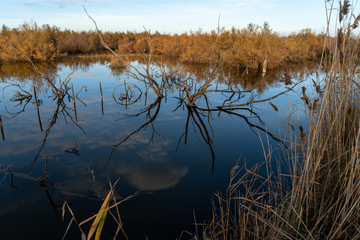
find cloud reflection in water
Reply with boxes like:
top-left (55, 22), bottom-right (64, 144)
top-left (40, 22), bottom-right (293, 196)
top-left (114, 141), bottom-right (188, 191)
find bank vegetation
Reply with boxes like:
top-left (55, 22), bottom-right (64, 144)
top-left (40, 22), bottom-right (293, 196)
top-left (0, 22), bottom-right (326, 71)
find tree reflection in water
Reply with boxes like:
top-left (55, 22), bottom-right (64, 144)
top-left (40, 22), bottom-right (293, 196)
top-left (108, 58), bottom-right (299, 174)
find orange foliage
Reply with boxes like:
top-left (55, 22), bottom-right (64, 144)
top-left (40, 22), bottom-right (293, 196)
top-left (0, 22), bottom-right (328, 70)
top-left (0, 23), bottom-right (58, 61)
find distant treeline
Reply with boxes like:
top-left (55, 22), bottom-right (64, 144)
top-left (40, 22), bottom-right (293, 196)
top-left (0, 22), bottom-right (327, 70)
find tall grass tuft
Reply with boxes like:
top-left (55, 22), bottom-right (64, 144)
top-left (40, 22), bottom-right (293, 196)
top-left (196, 1), bottom-right (360, 239)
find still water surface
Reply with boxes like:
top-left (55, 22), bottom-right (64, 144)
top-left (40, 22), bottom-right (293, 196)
top-left (0, 57), bottom-right (312, 239)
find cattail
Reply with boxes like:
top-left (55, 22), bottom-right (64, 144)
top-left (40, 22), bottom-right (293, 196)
top-left (311, 78), bottom-right (316, 87)
top-left (301, 86), bottom-right (310, 105)
top-left (337, 29), bottom-right (343, 50)
top-left (316, 85), bottom-right (324, 97)
top-left (301, 95), bottom-right (310, 105)
top-left (269, 102), bottom-right (278, 112)
top-left (299, 125), bottom-right (306, 142)
top-left (339, 0), bottom-right (350, 23)
top-left (352, 14), bottom-right (360, 29)
top-left (311, 99), bottom-right (319, 110)
top-left (312, 79), bottom-right (324, 97)
top-left (301, 86), bottom-right (306, 95)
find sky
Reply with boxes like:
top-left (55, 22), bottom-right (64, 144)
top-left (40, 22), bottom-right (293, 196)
top-left (0, 0), bottom-right (352, 35)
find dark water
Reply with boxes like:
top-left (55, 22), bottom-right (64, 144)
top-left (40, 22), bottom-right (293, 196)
top-left (0, 57), bottom-right (313, 239)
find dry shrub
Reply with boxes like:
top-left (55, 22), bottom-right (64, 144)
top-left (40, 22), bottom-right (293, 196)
top-left (1, 22), bottom-right (326, 69)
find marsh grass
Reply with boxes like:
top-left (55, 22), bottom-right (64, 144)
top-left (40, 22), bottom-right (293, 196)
top-left (195, 1), bottom-right (360, 239)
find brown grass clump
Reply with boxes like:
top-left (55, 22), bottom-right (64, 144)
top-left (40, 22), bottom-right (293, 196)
top-left (194, 1), bottom-right (360, 239)
top-left (109, 56), bottom-right (128, 70)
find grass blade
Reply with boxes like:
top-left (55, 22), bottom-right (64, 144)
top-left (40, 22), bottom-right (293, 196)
top-left (87, 190), bottom-right (112, 240)
top-left (95, 200), bottom-right (109, 240)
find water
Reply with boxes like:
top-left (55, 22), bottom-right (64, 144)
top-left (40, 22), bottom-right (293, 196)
top-left (0, 57), bottom-right (313, 239)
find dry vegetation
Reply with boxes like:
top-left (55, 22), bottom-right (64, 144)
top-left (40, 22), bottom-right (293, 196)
top-left (0, 22), bottom-right (326, 71)
top-left (193, 1), bottom-right (360, 239)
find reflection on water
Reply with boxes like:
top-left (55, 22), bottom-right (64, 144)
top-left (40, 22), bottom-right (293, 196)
top-left (0, 57), bottom-right (313, 239)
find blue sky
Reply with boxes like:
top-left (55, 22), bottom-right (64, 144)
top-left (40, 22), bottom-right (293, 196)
top-left (0, 0), bottom-right (346, 34)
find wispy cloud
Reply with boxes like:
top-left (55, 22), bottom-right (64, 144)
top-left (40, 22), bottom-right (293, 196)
top-left (132, 0), bottom-right (144, 5)
top-left (22, 1), bottom-right (42, 6)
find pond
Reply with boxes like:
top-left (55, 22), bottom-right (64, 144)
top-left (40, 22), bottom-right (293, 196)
top-left (0, 57), bottom-right (313, 239)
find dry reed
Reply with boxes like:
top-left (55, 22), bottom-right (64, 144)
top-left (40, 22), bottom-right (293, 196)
top-left (195, 1), bottom-right (360, 239)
